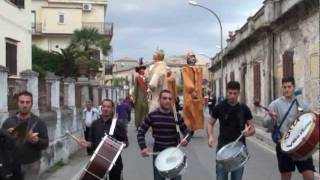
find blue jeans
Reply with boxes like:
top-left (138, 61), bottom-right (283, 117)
top-left (153, 154), bottom-right (182, 180)
top-left (216, 162), bottom-right (244, 180)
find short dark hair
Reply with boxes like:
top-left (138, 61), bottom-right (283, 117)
top-left (159, 89), bottom-right (172, 99)
top-left (101, 99), bottom-right (114, 108)
top-left (226, 81), bottom-right (240, 90)
top-left (282, 76), bottom-right (295, 86)
top-left (16, 91), bottom-right (33, 102)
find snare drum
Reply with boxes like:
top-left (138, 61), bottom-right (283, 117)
top-left (79, 135), bottom-right (125, 180)
top-left (281, 112), bottom-right (319, 160)
top-left (155, 147), bottom-right (187, 179)
top-left (216, 141), bottom-right (249, 172)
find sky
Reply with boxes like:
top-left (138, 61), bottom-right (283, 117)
top-left (107, 0), bottom-right (264, 60)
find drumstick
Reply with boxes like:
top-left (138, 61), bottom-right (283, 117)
top-left (232, 125), bottom-right (250, 147)
top-left (176, 134), bottom-right (190, 149)
top-left (148, 152), bottom-right (160, 155)
top-left (65, 130), bottom-right (81, 143)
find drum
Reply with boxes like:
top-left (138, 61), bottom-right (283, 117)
top-left (155, 147), bottom-right (187, 179)
top-left (216, 141), bottom-right (249, 172)
top-left (280, 112), bottom-right (319, 160)
top-left (79, 135), bottom-right (125, 180)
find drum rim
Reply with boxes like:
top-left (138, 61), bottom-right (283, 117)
top-left (280, 112), bottom-right (318, 153)
top-left (216, 141), bottom-right (246, 161)
top-left (155, 147), bottom-right (185, 171)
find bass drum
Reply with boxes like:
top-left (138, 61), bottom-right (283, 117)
top-left (216, 141), bottom-right (249, 172)
top-left (281, 112), bottom-right (319, 160)
top-left (155, 147), bottom-right (187, 179)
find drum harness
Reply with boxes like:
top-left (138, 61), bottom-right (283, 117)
top-left (272, 99), bottom-right (300, 143)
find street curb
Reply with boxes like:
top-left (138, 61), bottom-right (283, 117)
top-left (254, 125), bottom-right (319, 171)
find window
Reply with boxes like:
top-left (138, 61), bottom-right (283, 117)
top-left (59, 14), bottom-right (64, 24)
top-left (6, 39), bottom-right (18, 75)
top-left (31, 11), bottom-right (36, 31)
top-left (8, 0), bottom-right (24, 8)
top-left (230, 71), bottom-right (235, 81)
top-left (253, 62), bottom-right (261, 101)
top-left (283, 50), bottom-right (294, 78)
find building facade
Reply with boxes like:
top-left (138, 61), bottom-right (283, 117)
top-left (211, 0), bottom-right (319, 113)
top-left (31, 0), bottom-right (113, 77)
top-left (0, 0), bottom-right (32, 76)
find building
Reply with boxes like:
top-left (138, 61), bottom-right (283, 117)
top-left (31, 0), bottom-right (113, 77)
top-left (0, 0), bottom-right (32, 76)
top-left (211, 0), bottom-right (319, 113)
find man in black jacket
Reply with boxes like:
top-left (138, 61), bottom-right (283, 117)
top-left (1, 91), bottom-right (49, 180)
top-left (80, 99), bottom-right (128, 180)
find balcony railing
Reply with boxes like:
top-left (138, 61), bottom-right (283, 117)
top-left (32, 23), bottom-right (42, 34)
top-left (82, 22), bottom-right (113, 37)
top-left (31, 22), bottom-right (113, 37)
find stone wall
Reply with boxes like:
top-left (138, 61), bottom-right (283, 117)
top-left (0, 67), bottom-right (129, 173)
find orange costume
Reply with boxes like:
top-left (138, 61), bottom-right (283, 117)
top-left (181, 63), bottom-right (204, 130)
top-left (166, 70), bottom-right (178, 104)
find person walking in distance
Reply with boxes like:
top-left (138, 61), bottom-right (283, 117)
top-left (82, 99), bottom-right (99, 155)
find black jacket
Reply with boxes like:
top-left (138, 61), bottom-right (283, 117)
top-left (1, 114), bottom-right (49, 164)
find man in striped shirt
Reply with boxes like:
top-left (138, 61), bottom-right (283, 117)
top-left (137, 89), bottom-right (191, 180)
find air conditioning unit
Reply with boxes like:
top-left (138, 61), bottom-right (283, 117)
top-left (83, 3), bottom-right (92, 11)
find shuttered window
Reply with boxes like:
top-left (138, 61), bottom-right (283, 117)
top-left (283, 51), bottom-right (294, 78)
top-left (230, 71), bottom-right (235, 81)
top-left (6, 40), bottom-right (17, 75)
top-left (253, 62), bottom-right (261, 101)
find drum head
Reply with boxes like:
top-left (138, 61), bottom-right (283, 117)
top-left (217, 142), bottom-right (244, 161)
top-left (281, 113), bottom-right (315, 152)
top-left (155, 147), bottom-right (184, 172)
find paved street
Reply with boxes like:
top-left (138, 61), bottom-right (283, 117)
top-left (42, 111), bottom-right (319, 180)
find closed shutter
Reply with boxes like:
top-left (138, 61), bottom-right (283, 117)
top-left (230, 71), bottom-right (235, 81)
top-left (253, 63), bottom-right (261, 101)
top-left (6, 42), bottom-right (17, 75)
top-left (283, 51), bottom-right (294, 78)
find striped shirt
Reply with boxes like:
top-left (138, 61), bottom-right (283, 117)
top-left (137, 108), bottom-right (190, 151)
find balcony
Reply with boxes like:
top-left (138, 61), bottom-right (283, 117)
top-left (82, 22), bottom-right (113, 38)
top-left (32, 23), bottom-right (42, 34)
top-left (31, 22), bottom-right (113, 39)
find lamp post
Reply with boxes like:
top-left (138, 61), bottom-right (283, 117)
top-left (188, 0), bottom-right (224, 97)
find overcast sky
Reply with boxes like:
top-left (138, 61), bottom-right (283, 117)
top-left (107, 0), bottom-right (264, 60)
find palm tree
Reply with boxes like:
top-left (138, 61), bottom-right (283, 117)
top-left (71, 27), bottom-right (111, 56)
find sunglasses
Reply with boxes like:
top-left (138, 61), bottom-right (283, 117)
top-left (161, 97), bottom-right (172, 100)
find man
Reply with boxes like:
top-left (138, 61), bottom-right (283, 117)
top-left (0, 129), bottom-right (22, 180)
top-left (147, 49), bottom-right (168, 112)
top-left (116, 99), bottom-right (130, 129)
top-left (82, 99), bottom-right (99, 155)
top-left (264, 77), bottom-right (314, 180)
top-left (181, 51), bottom-right (204, 131)
top-left (137, 90), bottom-right (191, 180)
top-left (1, 91), bottom-right (49, 180)
top-left (208, 92), bottom-right (217, 115)
top-left (133, 58), bottom-right (149, 130)
top-left (207, 81), bottom-right (255, 180)
top-left (80, 99), bottom-right (128, 180)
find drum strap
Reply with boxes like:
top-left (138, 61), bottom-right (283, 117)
top-left (277, 99), bottom-right (299, 130)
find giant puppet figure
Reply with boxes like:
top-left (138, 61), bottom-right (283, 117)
top-left (166, 67), bottom-right (178, 106)
top-left (133, 58), bottom-right (149, 129)
top-left (147, 49), bottom-right (168, 112)
top-left (181, 51), bottom-right (204, 130)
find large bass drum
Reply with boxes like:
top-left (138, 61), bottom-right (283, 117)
top-left (79, 135), bottom-right (125, 180)
top-left (155, 147), bottom-right (187, 179)
top-left (216, 141), bottom-right (249, 172)
top-left (281, 112), bottom-right (319, 160)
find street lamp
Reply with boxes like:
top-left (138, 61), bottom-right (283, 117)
top-left (188, 0), bottom-right (224, 97)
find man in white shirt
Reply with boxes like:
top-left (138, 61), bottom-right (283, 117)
top-left (82, 99), bottom-right (99, 155)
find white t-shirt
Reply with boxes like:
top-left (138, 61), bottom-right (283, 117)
top-left (85, 110), bottom-right (94, 127)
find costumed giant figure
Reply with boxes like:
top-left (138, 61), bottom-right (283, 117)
top-left (133, 58), bottom-right (149, 129)
top-left (181, 51), bottom-right (204, 130)
top-left (147, 49), bottom-right (168, 112)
